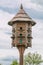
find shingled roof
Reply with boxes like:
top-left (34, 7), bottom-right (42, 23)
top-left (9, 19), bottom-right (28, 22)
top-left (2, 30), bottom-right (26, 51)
top-left (8, 4), bottom-right (36, 26)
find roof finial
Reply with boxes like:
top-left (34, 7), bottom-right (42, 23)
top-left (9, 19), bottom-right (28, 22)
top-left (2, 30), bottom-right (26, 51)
top-left (20, 4), bottom-right (23, 9)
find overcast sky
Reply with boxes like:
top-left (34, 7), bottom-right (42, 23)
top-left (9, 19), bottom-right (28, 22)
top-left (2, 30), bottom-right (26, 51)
top-left (0, 0), bottom-right (43, 64)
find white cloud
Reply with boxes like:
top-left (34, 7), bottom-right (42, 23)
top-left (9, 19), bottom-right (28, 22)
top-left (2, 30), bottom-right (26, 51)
top-left (22, 1), bottom-right (43, 12)
top-left (0, 0), bottom-right (43, 12)
top-left (32, 19), bottom-right (43, 39)
top-left (0, 48), bottom-right (19, 58)
top-left (0, 10), bottom-right (14, 48)
top-left (24, 19), bottom-right (43, 58)
top-left (0, 0), bottom-right (21, 8)
top-left (31, 0), bottom-right (43, 6)
top-left (32, 19), bottom-right (43, 56)
top-left (0, 10), bottom-right (13, 28)
top-left (0, 0), bottom-right (31, 8)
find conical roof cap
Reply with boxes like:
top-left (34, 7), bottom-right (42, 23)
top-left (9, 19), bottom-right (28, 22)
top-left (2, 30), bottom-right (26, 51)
top-left (8, 4), bottom-right (36, 26)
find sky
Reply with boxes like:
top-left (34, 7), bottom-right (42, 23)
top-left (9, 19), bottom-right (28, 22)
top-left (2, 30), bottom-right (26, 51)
top-left (0, 0), bottom-right (43, 65)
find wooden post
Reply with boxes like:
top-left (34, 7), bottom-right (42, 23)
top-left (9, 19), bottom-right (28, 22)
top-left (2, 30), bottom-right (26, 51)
top-left (20, 49), bottom-right (23, 65)
top-left (17, 46), bottom-right (25, 65)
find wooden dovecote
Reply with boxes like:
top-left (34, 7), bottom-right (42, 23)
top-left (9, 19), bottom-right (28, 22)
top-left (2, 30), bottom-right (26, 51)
top-left (8, 4), bottom-right (36, 48)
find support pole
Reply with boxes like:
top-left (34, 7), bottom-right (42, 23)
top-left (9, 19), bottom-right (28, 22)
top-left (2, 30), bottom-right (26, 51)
top-left (20, 50), bottom-right (23, 65)
top-left (17, 46), bottom-right (25, 65)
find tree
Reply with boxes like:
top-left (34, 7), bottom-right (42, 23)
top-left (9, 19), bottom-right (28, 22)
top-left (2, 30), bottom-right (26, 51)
top-left (11, 60), bottom-right (19, 65)
top-left (24, 52), bottom-right (43, 65)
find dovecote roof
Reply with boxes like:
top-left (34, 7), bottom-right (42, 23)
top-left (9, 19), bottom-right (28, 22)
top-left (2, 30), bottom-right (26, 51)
top-left (8, 4), bottom-right (36, 26)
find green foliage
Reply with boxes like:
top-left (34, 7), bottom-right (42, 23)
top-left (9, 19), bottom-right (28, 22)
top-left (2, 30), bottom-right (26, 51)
top-left (24, 52), bottom-right (43, 65)
top-left (10, 60), bottom-right (19, 65)
top-left (0, 64), bottom-right (1, 65)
